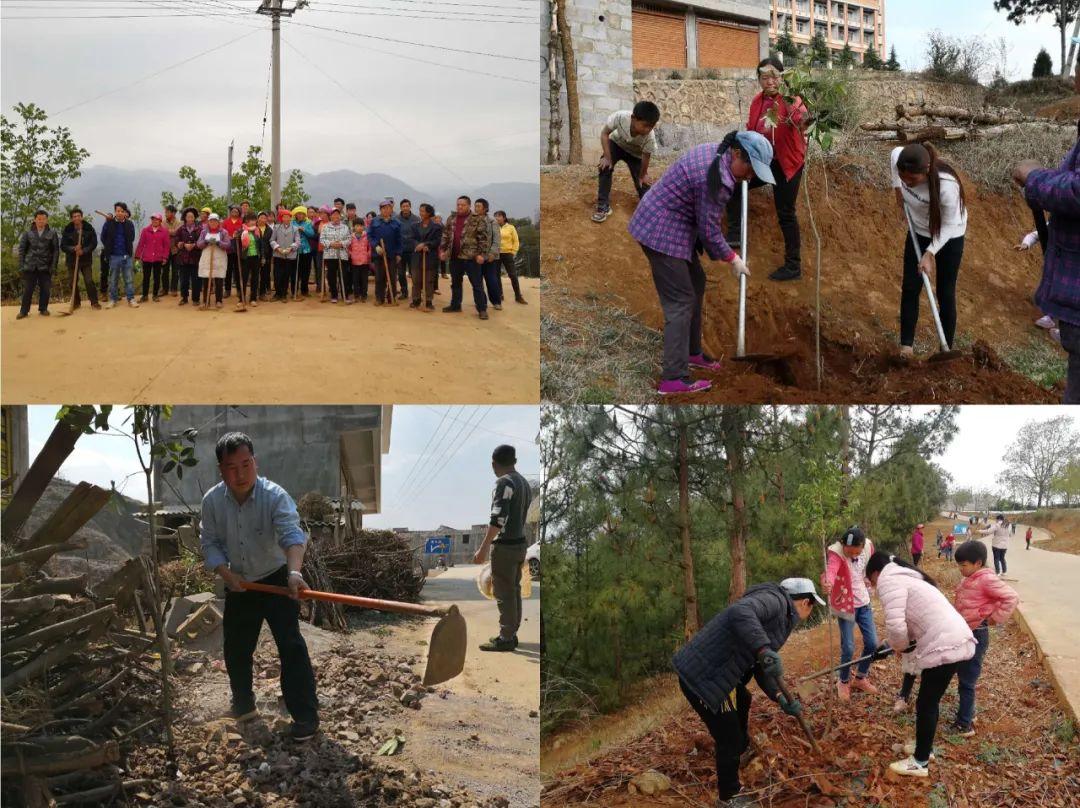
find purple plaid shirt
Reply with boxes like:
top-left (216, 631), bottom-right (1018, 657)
top-left (1029, 135), bottom-right (1080, 326)
top-left (628, 143), bottom-right (738, 263)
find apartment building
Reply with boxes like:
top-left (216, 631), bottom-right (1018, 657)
top-left (770, 0), bottom-right (885, 63)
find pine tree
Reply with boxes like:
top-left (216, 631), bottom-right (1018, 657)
top-left (809, 32), bottom-right (830, 67)
top-left (838, 43), bottom-right (856, 68)
top-left (775, 21), bottom-right (799, 65)
top-left (863, 42), bottom-right (883, 70)
top-left (885, 44), bottom-right (901, 71)
top-left (1032, 47), bottom-right (1053, 78)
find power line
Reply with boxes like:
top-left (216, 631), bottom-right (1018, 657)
top-left (393, 406), bottom-right (457, 501)
top-left (417, 406), bottom-right (494, 491)
top-left (392, 406), bottom-right (470, 506)
top-left (301, 6), bottom-right (535, 23)
top-left (420, 406), bottom-right (535, 442)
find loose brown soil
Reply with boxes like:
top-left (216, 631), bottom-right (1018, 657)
top-left (1, 278), bottom-right (540, 404)
top-left (541, 157), bottom-right (1064, 403)
top-left (541, 520), bottom-right (1079, 807)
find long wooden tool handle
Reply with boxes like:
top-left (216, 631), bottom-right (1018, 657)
top-left (238, 581), bottom-right (446, 618)
top-left (776, 677), bottom-right (821, 755)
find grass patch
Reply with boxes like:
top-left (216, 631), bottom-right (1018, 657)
top-left (1050, 716), bottom-right (1076, 745)
top-left (1002, 336), bottom-right (1067, 389)
top-left (941, 124), bottom-right (1077, 194)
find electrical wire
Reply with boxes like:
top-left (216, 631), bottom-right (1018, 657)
top-left (392, 406), bottom-right (456, 502)
top-left (391, 406), bottom-right (469, 506)
top-left (415, 405), bottom-right (494, 491)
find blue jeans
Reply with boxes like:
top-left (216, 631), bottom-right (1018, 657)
top-left (956, 623), bottom-right (989, 727)
top-left (108, 255), bottom-right (135, 302)
top-left (838, 604), bottom-right (878, 682)
top-left (992, 547), bottom-right (1007, 574)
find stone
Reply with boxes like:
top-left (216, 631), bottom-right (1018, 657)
top-left (628, 770), bottom-right (671, 797)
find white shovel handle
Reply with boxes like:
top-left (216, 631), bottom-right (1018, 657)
top-left (736, 180), bottom-right (748, 358)
top-left (903, 205), bottom-right (951, 352)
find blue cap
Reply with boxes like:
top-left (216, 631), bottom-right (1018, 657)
top-left (734, 131), bottom-right (776, 185)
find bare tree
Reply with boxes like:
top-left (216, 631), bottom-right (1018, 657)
top-left (1000, 415), bottom-right (1080, 508)
top-left (554, 0), bottom-right (583, 164)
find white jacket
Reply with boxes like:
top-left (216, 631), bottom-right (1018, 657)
top-left (876, 564), bottom-right (975, 671)
top-left (981, 522), bottom-right (1011, 550)
top-left (890, 145), bottom-right (968, 256)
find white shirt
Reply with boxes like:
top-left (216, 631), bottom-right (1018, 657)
top-left (890, 145), bottom-right (968, 256)
top-left (606, 110), bottom-right (657, 158)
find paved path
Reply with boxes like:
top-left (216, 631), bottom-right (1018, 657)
top-left (972, 523), bottom-right (1080, 722)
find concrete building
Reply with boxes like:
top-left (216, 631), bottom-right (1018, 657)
top-left (154, 406), bottom-right (391, 523)
top-left (541, 0), bottom-right (771, 163)
top-left (1, 405), bottom-right (30, 503)
top-left (770, 0), bottom-right (885, 64)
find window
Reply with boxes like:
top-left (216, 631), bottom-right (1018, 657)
top-left (796, 19), bottom-right (808, 33)
top-left (796, 0), bottom-right (810, 15)
top-left (832, 2), bottom-right (843, 15)
top-left (462, 534), bottom-right (470, 545)
top-left (815, 22), bottom-right (827, 38)
top-left (864, 11), bottom-right (874, 26)
top-left (848, 28), bottom-right (861, 43)
top-left (815, 2), bottom-right (827, 17)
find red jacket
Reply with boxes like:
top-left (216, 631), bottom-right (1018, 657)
top-left (747, 92), bottom-right (807, 182)
top-left (954, 567), bottom-right (1019, 630)
top-left (134, 225), bottom-right (171, 263)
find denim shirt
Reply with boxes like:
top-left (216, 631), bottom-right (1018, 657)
top-left (199, 476), bottom-right (306, 581)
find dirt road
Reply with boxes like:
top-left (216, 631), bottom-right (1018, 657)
top-left (387, 564), bottom-right (540, 807)
top-left (1, 278), bottom-right (540, 403)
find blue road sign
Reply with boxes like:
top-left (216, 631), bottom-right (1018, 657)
top-left (425, 536), bottom-right (451, 554)
top-left (954, 524), bottom-right (968, 535)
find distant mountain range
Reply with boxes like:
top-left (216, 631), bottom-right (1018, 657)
top-left (61, 166), bottom-right (539, 223)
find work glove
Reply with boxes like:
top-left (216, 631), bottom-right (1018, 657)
top-left (872, 641), bottom-right (894, 661)
top-left (375, 245), bottom-right (384, 256)
top-left (778, 693), bottom-right (802, 716)
top-left (756, 648), bottom-right (783, 679)
top-left (731, 256), bottom-right (749, 280)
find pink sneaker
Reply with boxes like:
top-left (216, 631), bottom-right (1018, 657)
top-left (851, 676), bottom-right (878, 695)
top-left (688, 353), bottom-right (722, 372)
top-left (836, 680), bottom-right (851, 701)
top-left (657, 378), bottom-right (712, 396)
top-left (1036, 315), bottom-right (1055, 329)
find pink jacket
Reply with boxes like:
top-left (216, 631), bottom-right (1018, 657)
top-left (954, 567), bottom-right (1019, 629)
top-left (349, 231), bottom-right (371, 265)
top-left (876, 564), bottom-right (975, 670)
top-left (910, 529), bottom-right (924, 554)
top-left (134, 225), bottom-right (171, 263)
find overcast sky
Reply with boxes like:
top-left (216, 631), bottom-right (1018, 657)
top-left (888, 0), bottom-right (1074, 80)
top-left (1, 0), bottom-right (540, 188)
top-left (27, 405), bottom-right (541, 530)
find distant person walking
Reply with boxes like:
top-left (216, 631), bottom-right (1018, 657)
top-left (476, 198), bottom-right (502, 309)
top-left (980, 514), bottom-right (1011, 575)
top-left (1026, 526), bottom-right (1033, 550)
top-left (910, 523), bottom-right (925, 566)
top-left (17, 209), bottom-right (59, 319)
top-left (471, 445), bottom-right (533, 652)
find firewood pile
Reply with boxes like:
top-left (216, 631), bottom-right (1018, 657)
top-left (857, 100), bottom-right (1073, 144)
top-left (1, 413), bottom-right (167, 806)
top-left (305, 530), bottom-right (426, 614)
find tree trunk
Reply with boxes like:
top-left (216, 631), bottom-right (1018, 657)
top-left (555, 0), bottom-right (583, 164)
top-left (839, 405), bottom-right (852, 509)
top-left (1067, 11), bottom-right (1080, 75)
top-left (546, 1), bottom-right (563, 164)
top-left (722, 408), bottom-right (749, 603)
top-left (677, 423), bottom-right (700, 639)
top-left (1061, 0), bottom-right (1068, 77)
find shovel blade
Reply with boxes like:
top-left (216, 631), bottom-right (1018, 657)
top-left (928, 350), bottom-right (964, 364)
top-left (422, 604), bottom-right (466, 686)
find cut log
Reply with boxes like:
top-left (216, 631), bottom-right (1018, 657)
top-left (1, 594), bottom-right (56, 619)
top-left (53, 667), bottom-right (129, 714)
top-left (1, 739), bottom-right (119, 776)
top-left (896, 102), bottom-right (1032, 125)
top-left (6, 735), bottom-right (96, 756)
top-left (1, 409), bottom-right (94, 544)
top-left (89, 558), bottom-right (142, 604)
top-left (1, 721), bottom-right (31, 735)
top-left (1, 618), bottom-right (111, 694)
top-left (1, 542), bottom-right (86, 570)
top-left (20, 482), bottom-right (112, 552)
top-left (4, 574), bottom-right (88, 599)
top-left (1, 605), bottom-right (114, 655)
top-left (54, 778), bottom-right (153, 805)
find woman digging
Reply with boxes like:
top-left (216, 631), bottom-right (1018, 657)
top-left (628, 130), bottom-right (776, 397)
top-left (891, 143), bottom-right (968, 360)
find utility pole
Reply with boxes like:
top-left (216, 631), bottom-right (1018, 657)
top-left (225, 140), bottom-right (234, 209)
top-left (257, 0), bottom-right (305, 208)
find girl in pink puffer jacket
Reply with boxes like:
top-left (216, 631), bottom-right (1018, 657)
top-left (866, 551), bottom-right (975, 779)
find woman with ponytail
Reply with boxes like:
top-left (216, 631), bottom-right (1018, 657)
top-left (890, 142), bottom-right (968, 359)
top-left (628, 130), bottom-right (776, 396)
top-left (865, 551), bottom-right (975, 778)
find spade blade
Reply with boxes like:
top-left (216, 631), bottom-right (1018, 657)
top-left (423, 604), bottom-right (467, 686)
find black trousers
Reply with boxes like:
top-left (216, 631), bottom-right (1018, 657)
top-left (374, 256), bottom-right (395, 303)
top-left (1059, 320), bottom-right (1080, 404)
top-left (350, 263), bottom-right (370, 300)
top-left (325, 257), bottom-right (347, 299)
top-left (19, 270), bottom-right (52, 314)
top-left (901, 233), bottom-right (964, 349)
top-left (398, 251), bottom-right (411, 297)
top-left (141, 261), bottom-right (164, 298)
top-left (274, 258), bottom-right (295, 299)
top-left (679, 677), bottom-right (750, 801)
top-left (298, 253), bottom-right (313, 294)
top-left (178, 263), bottom-right (198, 302)
top-left (99, 251), bottom-right (109, 297)
top-left (597, 140), bottom-right (648, 210)
top-left (450, 257), bottom-right (487, 311)
top-left (200, 276), bottom-right (223, 305)
top-left (224, 251), bottom-right (241, 295)
top-left (223, 566), bottom-right (319, 725)
top-left (726, 158), bottom-right (802, 270)
top-left (500, 253), bottom-right (523, 300)
top-left (914, 662), bottom-right (959, 763)
top-left (68, 257), bottom-right (99, 306)
top-left (410, 251), bottom-right (436, 305)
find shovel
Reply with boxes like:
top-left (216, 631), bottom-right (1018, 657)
top-left (57, 230), bottom-right (83, 317)
top-left (380, 240), bottom-right (398, 305)
top-left (730, 181), bottom-right (797, 380)
top-left (775, 676), bottom-right (821, 755)
top-left (903, 205), bottom-right (963, 363)
top-left (797, 641), bottom-right (915, 683)
top-left (238, 581), bottom-right (466, 686)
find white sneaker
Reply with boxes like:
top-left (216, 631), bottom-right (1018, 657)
top-left (892, 697), bottom-right (909, 714)
top-left (128, 298), bottom-right (139, 308)
top-left (889, 755), bottom-right (929, 777)
top-left (899, 740), bottom-right (936, 761)
top-left (1035, 315), bottom-right (1055, 329)
top-left (105, 300), bottom-right (116, 309)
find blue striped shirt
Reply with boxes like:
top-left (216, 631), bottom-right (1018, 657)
top-left (199, 476), bottom-right (306, 581)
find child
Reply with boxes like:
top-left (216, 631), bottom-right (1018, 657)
top-left (348, 219), bottom-right (371, 303)
top-left (134, 213), bottom-right (171, 302)
top-left (591, 100), bottom-right (660, 223)
top-left (891, 142), bottom-right (968, 359)
top-left (865, 551), bottom-right (975, 778)
top-left (951, 540), bottom-right (1019, 737)
top-left (940, 532), bottom-right (955, 561)
top-left (627, 130), bottom-right (775, 396)
top-left (1026, 526), bottom-right (1033, 550)
top-left (821, 526), bottom-right (879, 700)
top-left (238, 213), bottom-right (264, 310)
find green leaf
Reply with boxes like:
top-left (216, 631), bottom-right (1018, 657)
top-left (162, 460), bottom-right (176, 473)
top-left (177, 465), bottom-right (184, 480)
top-left (377, 736), bottom-right (403, 756)
top-left (182, 457), bottom-right (197, 467)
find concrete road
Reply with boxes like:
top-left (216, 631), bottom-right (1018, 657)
top-left (975, 525), bottom-right (1080, 723)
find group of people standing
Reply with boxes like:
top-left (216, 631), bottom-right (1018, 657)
top-left (16, 195), bottom-right (528, 321)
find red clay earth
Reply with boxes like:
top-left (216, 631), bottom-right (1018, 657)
top-left (541, 155), bottom-right (1063, 403)
top-left (541, 531), bottom-right (1079, 808)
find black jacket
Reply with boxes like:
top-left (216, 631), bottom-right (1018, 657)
top-left (60, 222), bottom-right (99, 268)
top-left (18, 226), bottom-right (59, 274)
top-left (673, 583), bottom-right (798, 713)
top-left (100, 218), bottom-right (135, 258)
